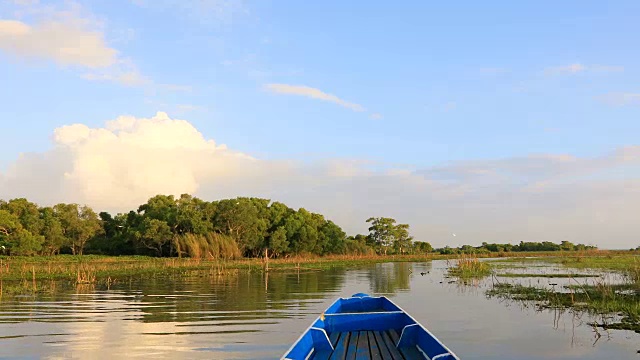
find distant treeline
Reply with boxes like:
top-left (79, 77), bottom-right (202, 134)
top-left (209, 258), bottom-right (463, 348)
top-left (0, 195), bottom-right (607, 258)
top-left (435, 241), bottom-right (598, 255)
top-left (0, 195), bottom-right (416, 258)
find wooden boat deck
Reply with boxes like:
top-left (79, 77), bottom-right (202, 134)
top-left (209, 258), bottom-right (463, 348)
top-left (310, 329), bottom-right (423, 360)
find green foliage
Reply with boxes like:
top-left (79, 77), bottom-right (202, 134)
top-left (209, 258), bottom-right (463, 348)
top-left (413, 241), bottom-right (433, 253)
top-left (267, 226), bottom-right (289, 256)
top-left (366, 217), bottom-right (414, 255)
top-left (53, 203), bottom-right (103, 255)
top-left (40, 207), bottom-right (65, 255)
top-left (487, 282), bottom-right (640, 333)
top-left (173, 232), bottom-right (241, 259)
top-left (448, 254), bottom-right (492, 278)
top-left (0, 194), bottom-right (378, 258)
top-left (137, 218), bottom-right (173, 256)
top-left (0, 204), bottom-right (45, 255)
top-left (436, 240), bottom-right (597, 254)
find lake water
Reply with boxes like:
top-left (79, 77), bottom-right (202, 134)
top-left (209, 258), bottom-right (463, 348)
top-left (0, 260), bottom-right (638, 359)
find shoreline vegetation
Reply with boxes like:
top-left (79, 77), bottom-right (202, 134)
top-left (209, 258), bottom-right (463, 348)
top-left (0, 195), bottom-right (609, 260)
top-left (481, 255), bottom-right (640, 333)
top-left (1, 251), bottom-right (638, 333)
top-left (2, 194), bottom-right (639, 331)
top-left (0, 250), bottom-right (636, 284)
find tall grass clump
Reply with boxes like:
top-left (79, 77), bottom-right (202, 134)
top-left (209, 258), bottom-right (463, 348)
top-left (448, 254), bottom-right (492, 278)
top-left (174, 233), bottom-right (241, 260)
top-left (629, 262), bottom-right (640, 286)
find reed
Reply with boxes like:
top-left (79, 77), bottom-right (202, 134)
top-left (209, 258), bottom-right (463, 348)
top-left (447, 254), bottom-right (492, 278)
top-left (173, 233), bottom-right (241, 260)
top-left (487, 276), bottom-right (640, 332)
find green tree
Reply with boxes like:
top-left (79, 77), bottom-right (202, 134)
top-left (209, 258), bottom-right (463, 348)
top-left (320, 220), bottom-right (347, 254)
top-left (0, 198), bottom-right (44, 235)
top-left (283, 209), bottom-right (320, 254)
top-left (0, 209), bottom-right (20, 245)
top-left (54, 203), bottom-right (103, 255)
top-left (413, 241), bottom-right (433, 253)
top-left (366, 217), bottom-right (397, 254)
top-left (212, 198), bottom-right (267, 256)
top-left (138, 195), bottom-right (178, 229)
top-left (560, 240), bottom-right (575, 251)
top-left (267, 226), bottom-right (289, 256)
top-left (393, 223), bottom-right (413, 254)
top-left (176, 194), bottom-right (214, 235)
top-left (0, 209), bottom-right (43, 255)
top-left (87, 212), bottom-right (133, 255)
top-left (137, 218), bottom-right (173, 256)
top-left (40, 207), bottom-right (65, 255)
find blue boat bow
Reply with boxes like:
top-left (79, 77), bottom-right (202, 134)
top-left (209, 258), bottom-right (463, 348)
top-left (282, 293), bottom-right (460, 359)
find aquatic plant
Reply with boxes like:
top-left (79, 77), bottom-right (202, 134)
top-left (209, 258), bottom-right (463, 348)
top-left (447, 254), bottom-right (492, 278)
top-left (487, 281), bottom-right (640, 333)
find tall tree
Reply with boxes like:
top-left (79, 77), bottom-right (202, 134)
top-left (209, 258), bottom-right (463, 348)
top-left (54, 204), bottom-right (103, 255)
top-left (366, 217), bottom-right (397, 254)
top-left (320, 220), bottom-right (347, 255)
top-left (393, 223), bottom-right (413, 254)
top-left (0, 198), bottom-right (43, 236)
top-left (212, 198), bottom-right (267, 256)
top-left (267, 226), bottom-right (289, 257)
top-left (176, 194), bottom-right (214, 235)
top-left (40, 207), bottom-right (65, 255)
top-left (137, 218), bottom-right (173, 256)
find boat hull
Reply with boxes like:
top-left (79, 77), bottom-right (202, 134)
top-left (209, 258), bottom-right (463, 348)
top-left (282, 293), bottom-right (459, 360)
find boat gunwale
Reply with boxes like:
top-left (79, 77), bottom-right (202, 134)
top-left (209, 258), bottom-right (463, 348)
top-left (281, 294), bottom-right (460, 360)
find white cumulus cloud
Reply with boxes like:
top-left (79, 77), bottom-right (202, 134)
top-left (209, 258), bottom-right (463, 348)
top-left (1, 112), bottom-right (253, 210)
top-left (1, 113), bottom-right (640, 249)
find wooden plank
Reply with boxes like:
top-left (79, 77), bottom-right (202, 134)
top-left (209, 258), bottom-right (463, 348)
top-left (329, 332), bottom-right (341, 346)
top-left (399, 345), bottom-right (423, 359)
top-left (312, 346), bottom-right (332, 360)
top-left (329, 332), bottom-right (349, 360)
top-left (367, 331), bottom-right (383, 360)
top-left (373, 331), bottom-right (393, 360)
top-left (310, 330), bottom-right (339, 360)
top-left (355, 330), bottom-right (370, 359)
top-left (381, 331), bottom-right (404, 360)
top-left (388, 329), bottom-right (400, 345)
top-left (345, 331), bottom-right (358, 360)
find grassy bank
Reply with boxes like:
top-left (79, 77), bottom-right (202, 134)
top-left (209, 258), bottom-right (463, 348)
top-left (0, 254), bottom-right (440, 284)
top-left (1, 250), bottom-right (633, 283)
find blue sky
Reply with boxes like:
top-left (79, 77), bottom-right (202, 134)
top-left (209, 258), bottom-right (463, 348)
top-left (1, 0), bottom-right (639, 248)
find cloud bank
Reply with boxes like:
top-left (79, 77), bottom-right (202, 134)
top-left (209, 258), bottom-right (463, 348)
top-left (0, 19), bottom-right (117, 68)
top-left (0, 1), bottom-right (186, 90)
top-left (1, 112), bottom-right (639, 249)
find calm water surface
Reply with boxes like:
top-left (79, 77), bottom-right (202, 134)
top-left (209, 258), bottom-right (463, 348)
top-left (0, 260), bottom-right (638, 359)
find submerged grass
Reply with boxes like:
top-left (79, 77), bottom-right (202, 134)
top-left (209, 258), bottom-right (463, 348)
top-left (484, 252), bottom-right (640, 333)
top-left (0, 254), bottom-right (436, 286)
top-left (496, 273), bottom-right (601, 278)
top-left (489, 252), bottom-right (639, 269)
top-left (487, 280), bottom-right (640, 333)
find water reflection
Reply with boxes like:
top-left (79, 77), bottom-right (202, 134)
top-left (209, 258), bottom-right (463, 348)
top-left (0, 261), bottom-right (638, 359)
top-left (366, 262), bottom-right (425, 295)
